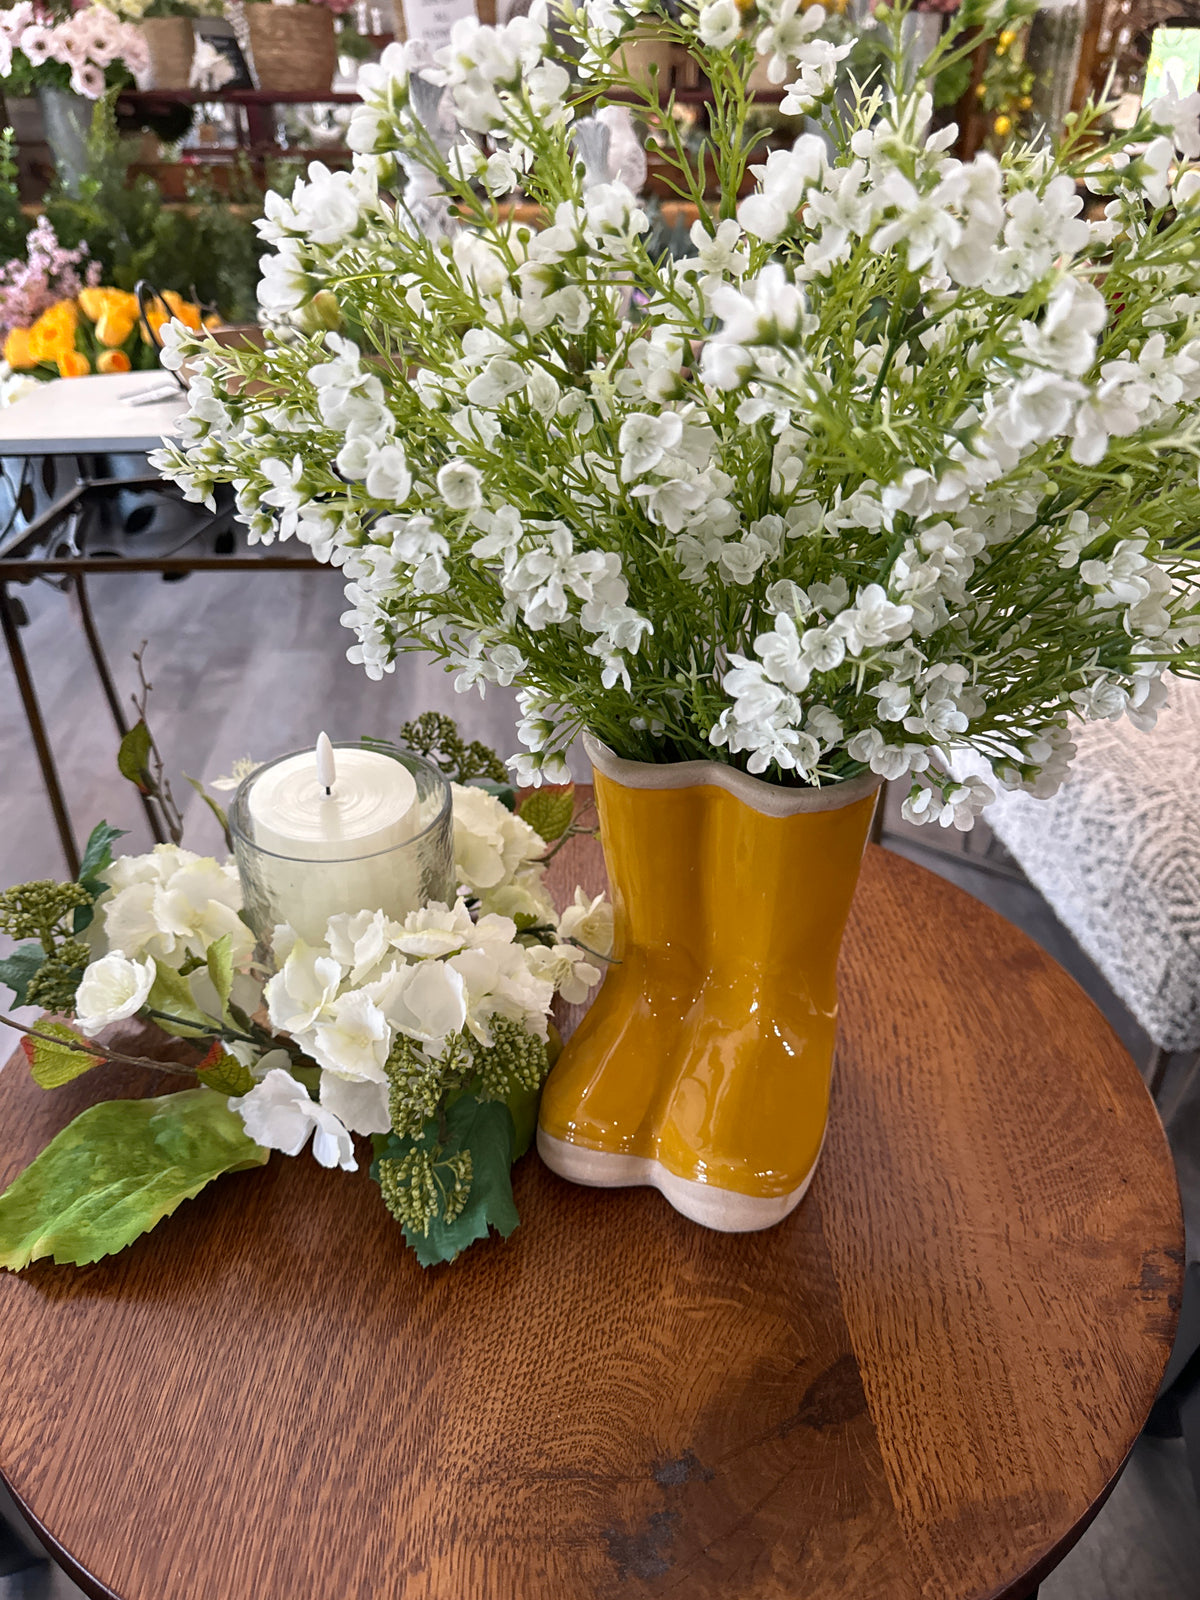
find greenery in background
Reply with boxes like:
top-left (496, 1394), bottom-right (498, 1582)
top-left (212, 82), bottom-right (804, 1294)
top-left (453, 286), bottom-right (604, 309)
top-left (41, 99), bottom-right (302, 322)
top-left (0, 131), bottom-right (30, 267)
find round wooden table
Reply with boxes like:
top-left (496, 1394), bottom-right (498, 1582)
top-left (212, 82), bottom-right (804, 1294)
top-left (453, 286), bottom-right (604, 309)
top-left (0, 840), bottom-right (1183, 1600)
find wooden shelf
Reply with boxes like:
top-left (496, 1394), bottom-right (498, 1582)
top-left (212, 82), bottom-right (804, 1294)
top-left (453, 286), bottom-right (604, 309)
top-left (119, 88), bottom-right (362, 107)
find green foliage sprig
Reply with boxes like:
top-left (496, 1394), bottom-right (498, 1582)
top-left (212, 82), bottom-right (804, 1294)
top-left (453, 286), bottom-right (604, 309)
top-left (397, 711), bottom-right (510, 784)
top-left (375, 1019), bottom-right (549, 1251)
top-left (0, 131), bottom-right (31, 269)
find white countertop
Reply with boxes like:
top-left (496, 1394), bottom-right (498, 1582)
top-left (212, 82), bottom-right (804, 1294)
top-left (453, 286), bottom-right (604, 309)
top-left (0, 371), bottom-right (188, 455)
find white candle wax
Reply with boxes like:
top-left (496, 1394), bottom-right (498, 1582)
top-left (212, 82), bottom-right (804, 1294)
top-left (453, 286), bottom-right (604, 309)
top-left (247, 742), bottom-right (421, 945)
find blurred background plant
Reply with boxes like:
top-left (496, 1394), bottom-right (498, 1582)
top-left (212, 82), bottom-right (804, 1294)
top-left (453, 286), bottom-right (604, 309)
top-left (40, 97), bottom-right (301, 322)
top-left (0, 131), bottom-right (30, 268)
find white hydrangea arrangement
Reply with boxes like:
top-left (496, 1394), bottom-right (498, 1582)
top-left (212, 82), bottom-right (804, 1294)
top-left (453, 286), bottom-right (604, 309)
top-left (0, 770), bottom-right (609, 1270)
top-left (152, 0), bottom-right (1200, 828)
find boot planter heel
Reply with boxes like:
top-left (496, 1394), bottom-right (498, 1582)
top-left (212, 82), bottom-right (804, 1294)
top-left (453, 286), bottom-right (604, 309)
top-left (537, 734), bottom-right (879, 1232)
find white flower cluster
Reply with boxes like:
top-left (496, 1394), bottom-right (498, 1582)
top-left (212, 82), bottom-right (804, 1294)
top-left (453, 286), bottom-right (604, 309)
top-left (0, 1), bottom-right (149, 97)
top-left (248, 889), bottom-right (603, 1169)
top-left (151, 0), bottom-right (1200, 823)
top-left (93, 843), bottom-right (254, 972)
top-left (70, 787), bottom-right (610, 1170)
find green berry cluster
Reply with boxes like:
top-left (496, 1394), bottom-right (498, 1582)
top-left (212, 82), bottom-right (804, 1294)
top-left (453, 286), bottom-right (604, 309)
top-left (385, 1031), bottom-right (471, 1140)
top-left (0, 881), bottom-right (91, 945)
top-left (0, 881), bottom-right (95, 1014)
top-left (26, 941), bottom-right (92, 1012)
top-left (398, 711), bottom-right (507, 785)
top-left (378, 1146), bottom-right (473, 1236)
top-left (475, 1015), bottom-right (548, 1103)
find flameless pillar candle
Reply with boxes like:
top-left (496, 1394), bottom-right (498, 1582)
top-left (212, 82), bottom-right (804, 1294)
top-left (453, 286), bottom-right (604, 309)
top-left (244, 735), bottom-right (421, 944)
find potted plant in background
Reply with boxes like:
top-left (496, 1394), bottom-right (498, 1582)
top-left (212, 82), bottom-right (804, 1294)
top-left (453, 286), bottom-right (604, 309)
top-left (244, 0), bottom-right (352, 93)
top-left (0, 3), bottom-right (149, 189)
top-left (154, 0), bottom-right (1200, 1230)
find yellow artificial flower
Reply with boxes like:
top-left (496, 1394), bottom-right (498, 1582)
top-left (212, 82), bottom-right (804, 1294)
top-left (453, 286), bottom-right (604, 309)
top-left (79, 286), bottom-right (136, 322)
top-left (3, 326), bottom-right (34, 370)
top-left (79, 288), bottom-right (140, 349)
top-left (993, 114), bottom-right (1012, 137)
top-left (142, 292), bottom-right (203, 343)
top-left (998, 28), bottom-right (1017, 47)
top-left (96, 348), bottom-right (132, 374)
top-left (26, 300), bottom-right (79, 366)
top-left (78, 287), bottom-right (109, 322)
top-left (1019, 94), bottom-right (1033, 110)
top-left (96, 309), bottom-right (138, 348)
top-left (57, 350), bottom-right (90, 378)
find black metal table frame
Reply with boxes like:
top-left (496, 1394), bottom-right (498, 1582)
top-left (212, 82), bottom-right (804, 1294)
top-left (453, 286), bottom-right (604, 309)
top-left (0, 455), bottom-right (324, 876)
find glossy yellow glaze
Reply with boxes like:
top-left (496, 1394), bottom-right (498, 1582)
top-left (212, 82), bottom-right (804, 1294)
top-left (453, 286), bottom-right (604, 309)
top-left (539, 769), bottom-right (879, 1199)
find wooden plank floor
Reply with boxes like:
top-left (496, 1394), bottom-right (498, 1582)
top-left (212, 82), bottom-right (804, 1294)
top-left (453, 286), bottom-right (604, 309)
top-left (0, 567), bottom-right (1197, 1600)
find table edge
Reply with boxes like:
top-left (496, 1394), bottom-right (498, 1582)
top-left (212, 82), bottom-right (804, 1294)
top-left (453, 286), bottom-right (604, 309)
top-left (1, 1468), bottom-right (120, 1600)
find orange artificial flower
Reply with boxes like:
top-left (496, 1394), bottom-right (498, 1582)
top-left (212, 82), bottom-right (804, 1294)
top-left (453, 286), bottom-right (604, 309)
top-left (96, 348), bottom-right (132, 374)
top-left (57, 350), bottom-right (90, 378)
top-left (3, 326), bottom-right (34, 370)
top-left (163, 291), bottom-right (203, 331)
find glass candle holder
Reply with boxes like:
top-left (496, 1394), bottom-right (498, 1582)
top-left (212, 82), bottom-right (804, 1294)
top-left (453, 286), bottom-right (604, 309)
top-left (230, 741), bottom-right (454, 957)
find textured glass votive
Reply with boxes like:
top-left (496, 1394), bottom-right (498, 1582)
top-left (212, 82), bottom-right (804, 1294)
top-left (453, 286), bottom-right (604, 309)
top-left (230, 741), bottom-right (454, 955)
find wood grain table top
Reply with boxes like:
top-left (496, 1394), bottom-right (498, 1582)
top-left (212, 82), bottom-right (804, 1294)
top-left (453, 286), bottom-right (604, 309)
top-left (0, 835), bottom-right (1183, 1600)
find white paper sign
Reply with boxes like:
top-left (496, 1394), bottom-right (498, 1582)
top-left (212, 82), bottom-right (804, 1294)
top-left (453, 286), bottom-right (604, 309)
top-left (400, 0), bottom-right (478, 51)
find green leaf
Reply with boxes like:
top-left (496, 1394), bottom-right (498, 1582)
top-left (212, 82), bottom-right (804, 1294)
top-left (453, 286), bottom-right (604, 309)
top-left (507, 1079), bottom-right (540, 1162)
top-left (0, 1087), bottom-right (270, 1270)
top-left (414, 1095), bottom-right (519, 1267)
top-left (21, 1021), bottom-right (103, 1089)
top-left (195, 1049), bottom-right (255, 1098)
top-left (517, 786), bottom-right (575, 842)
top-left (74, 821), bottom-right (126, 934)
top-left (372, 1094), bottom-right (521, 1268)
top-left (0, 943), bottom-right (46, 1007)
top-left (146, 963), bottom-right (210, 1038)
top-left (116, 721), bottom-right (153, 793)
top-left (183, 774), bottom-right (232, 851)
top-left (205, 934), bottom-right (233, 1011)
top-left (77, 821), bottom-right (125, 891)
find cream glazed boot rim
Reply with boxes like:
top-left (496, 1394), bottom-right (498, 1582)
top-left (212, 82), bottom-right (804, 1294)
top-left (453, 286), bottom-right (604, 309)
top-left (582, 733), bottom-right (881, 818)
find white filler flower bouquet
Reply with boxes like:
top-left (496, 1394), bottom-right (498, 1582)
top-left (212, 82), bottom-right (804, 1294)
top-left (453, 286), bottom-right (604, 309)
top-left (152, 0), bottom-right (1200, 827)
top-left (0, 722), bottom-right (608, 1270)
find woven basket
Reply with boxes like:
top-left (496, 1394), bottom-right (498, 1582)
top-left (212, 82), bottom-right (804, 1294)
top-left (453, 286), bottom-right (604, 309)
top-left (245, 4), bottom-right (336, 93)
top-left (137, 16), bottom-right (195, 90)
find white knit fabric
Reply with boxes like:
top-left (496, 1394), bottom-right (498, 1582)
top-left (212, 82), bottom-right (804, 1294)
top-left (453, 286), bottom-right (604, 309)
top-left (968, 679), bottom-right (1200, 1052)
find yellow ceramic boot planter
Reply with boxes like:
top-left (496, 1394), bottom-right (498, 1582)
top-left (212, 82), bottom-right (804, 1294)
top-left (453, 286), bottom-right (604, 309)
top-left (537, 735), bottom-right (880, 1232)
